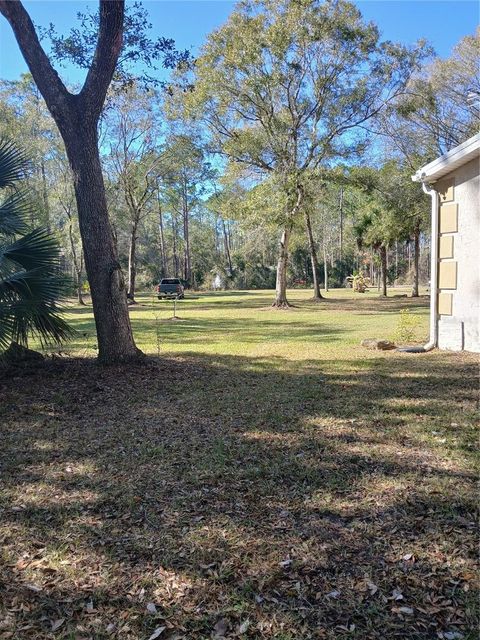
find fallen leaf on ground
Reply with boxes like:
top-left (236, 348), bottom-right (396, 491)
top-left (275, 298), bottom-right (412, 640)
top-left (279, 558), bottom-right (292, 568)
top-left (147, 627), bottom-right (166, 640)
top-left (396, 607), bottom-right (414, 615)
top-left (213, 618), bottom-right (228, 637)
top-left (238, 620), bottom-right (250, 634)
top-left (367, 581), bottom-right (378, 595)
top-left (51, 619), bottom-right (65, 631)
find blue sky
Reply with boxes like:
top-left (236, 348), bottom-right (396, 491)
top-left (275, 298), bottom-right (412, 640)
top-left (0, 0), bottom-right (478, 85)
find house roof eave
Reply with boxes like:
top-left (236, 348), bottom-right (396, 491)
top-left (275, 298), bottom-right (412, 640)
top-left (412, 132), bottom-right (480, 184)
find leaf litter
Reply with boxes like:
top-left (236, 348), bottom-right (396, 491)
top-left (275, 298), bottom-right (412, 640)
top-left (0, 351), bottom-right (478, 639)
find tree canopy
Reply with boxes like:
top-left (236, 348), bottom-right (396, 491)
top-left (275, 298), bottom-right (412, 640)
top-left (172, 0), bottom-right (428, 305)
top-left (1, 0), bottom-right (477, 329)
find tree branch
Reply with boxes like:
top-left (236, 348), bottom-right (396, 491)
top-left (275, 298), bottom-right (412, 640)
top-left (0, 0), bottom-right (70, 121)
top-left (79, 0), bottom-right (125, 121)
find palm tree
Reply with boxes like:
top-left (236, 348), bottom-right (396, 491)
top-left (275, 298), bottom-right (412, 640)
top-left (0, 139), bottom-right (72, 351)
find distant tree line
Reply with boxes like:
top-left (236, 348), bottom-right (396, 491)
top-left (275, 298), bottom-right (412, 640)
top-left (0, 0), bottom-right (477, 360)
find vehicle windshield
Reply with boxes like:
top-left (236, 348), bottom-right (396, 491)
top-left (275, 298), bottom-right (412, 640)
top-left (160, 279), bottom-right (181, 284)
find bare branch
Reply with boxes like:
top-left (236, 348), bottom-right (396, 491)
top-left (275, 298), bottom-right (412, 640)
top-left (79, 0), bottom-right (125, 122)
top-left (0, 0), bottom-right (71, 122)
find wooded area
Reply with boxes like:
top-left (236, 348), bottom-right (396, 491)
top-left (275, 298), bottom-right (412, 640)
top-left (0, 1), bottom-right (478, 360)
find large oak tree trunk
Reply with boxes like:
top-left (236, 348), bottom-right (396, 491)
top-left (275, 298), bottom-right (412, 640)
top-left (412, 222), bottom-right (420, 297)
top-left (0, 0), bottom-right (142, 364)
top-left (66, 127), bottom-right (141, 362)
top-left (304, 210), bottom-right (323, 300)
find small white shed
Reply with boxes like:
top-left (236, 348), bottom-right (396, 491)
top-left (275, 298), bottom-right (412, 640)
top-left (413, 133), bottom-right (480, 353)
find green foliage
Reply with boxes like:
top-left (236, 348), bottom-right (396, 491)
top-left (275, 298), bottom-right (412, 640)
top-left (351, 161), bottom-right (428, 251)
top-left (0, 3), bottom-right (459, 304)
top-left (0, 140), bottom-right (72, 350)
top-left (0, 75), bottom-right (62, 230)
top-left (390, 27), bottom-right (479, 154)
top-left (39, 2), bottom-right (191, 91)
top-left (175, 0), bottom-right (427, 228)
top-left (393, 308), bottom-right (421, 344)
top-left (329, 256), bottom-right (357, 288)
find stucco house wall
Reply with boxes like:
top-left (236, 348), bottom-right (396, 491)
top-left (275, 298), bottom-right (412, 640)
top-left (436, 158), bottom-right (480, 352)
top-left (414, 134), bottom-right (480, 353)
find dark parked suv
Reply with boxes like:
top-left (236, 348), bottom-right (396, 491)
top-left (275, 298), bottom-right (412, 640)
top-left (156, 278), bottom-right (185, 299)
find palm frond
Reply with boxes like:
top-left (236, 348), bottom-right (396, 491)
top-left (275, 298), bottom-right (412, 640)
top-left (0, 140), bottom-right (73, 351)
top-left (0, 299), bottom-right (73, 349)
top-left (0, 139), bottom-right (27, 188)
top-left (1, 229), bottom-right (62, 272)
top-left (0, 268), bottom-right (69, 302)
top-left (0, 270), bottom-right (74, 349)
top-left (0, 191), bottom-right (31, 236)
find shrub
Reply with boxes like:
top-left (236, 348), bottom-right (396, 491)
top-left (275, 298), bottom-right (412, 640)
top-left (393, 308), bottom-right (420, 344)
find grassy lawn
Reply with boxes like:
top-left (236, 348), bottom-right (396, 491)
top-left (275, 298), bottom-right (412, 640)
top-left (0, 289), bottom-right (478, 639)
top-left (63, 287), bottom-right (432, 359)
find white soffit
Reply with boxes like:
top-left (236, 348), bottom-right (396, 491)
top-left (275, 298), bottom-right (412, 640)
top-left (412, 132), bottom-right (480, 183)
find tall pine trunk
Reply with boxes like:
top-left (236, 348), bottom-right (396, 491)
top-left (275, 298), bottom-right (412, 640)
top-left (157, 195), bottom-right (167, 278)
top-left (182, 179), bottom-right (191, 284)
top-left (172, 211), bottom-right (179, 278)
top-left (304, 210), bottom-right (323, 300)
top-left (77, 251), bottom-right (85, 306)
top-left (323, 241), bottom-right (329, 292)
top-left (339, 187), bottom-right (343, 264)
top-left (380, 245), bottom-right (387, 297)
top-left (40, 160), bottom-right (50, 230)
top-left (127, 217), bottom-right (138, 302)
top-left (223, 219), bottom-right (233, 277)
top-left (412, 222), bottom-right (420, 297)
top-left (67, 213), bottom-right (85, 306)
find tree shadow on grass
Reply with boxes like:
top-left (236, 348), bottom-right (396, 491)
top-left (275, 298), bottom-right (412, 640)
top-left (63, 316), bottom-right (349, 353)
top-left (303, 295), bottom-right (430, 315)
top-left (0, 351), bottom-right (478, 639)
top-left (65, 291), bottom-right (429, 316)
top-left (143, 293), bottom-right (429, 314)
top-left (142, 317), bottom-right (346, 345)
